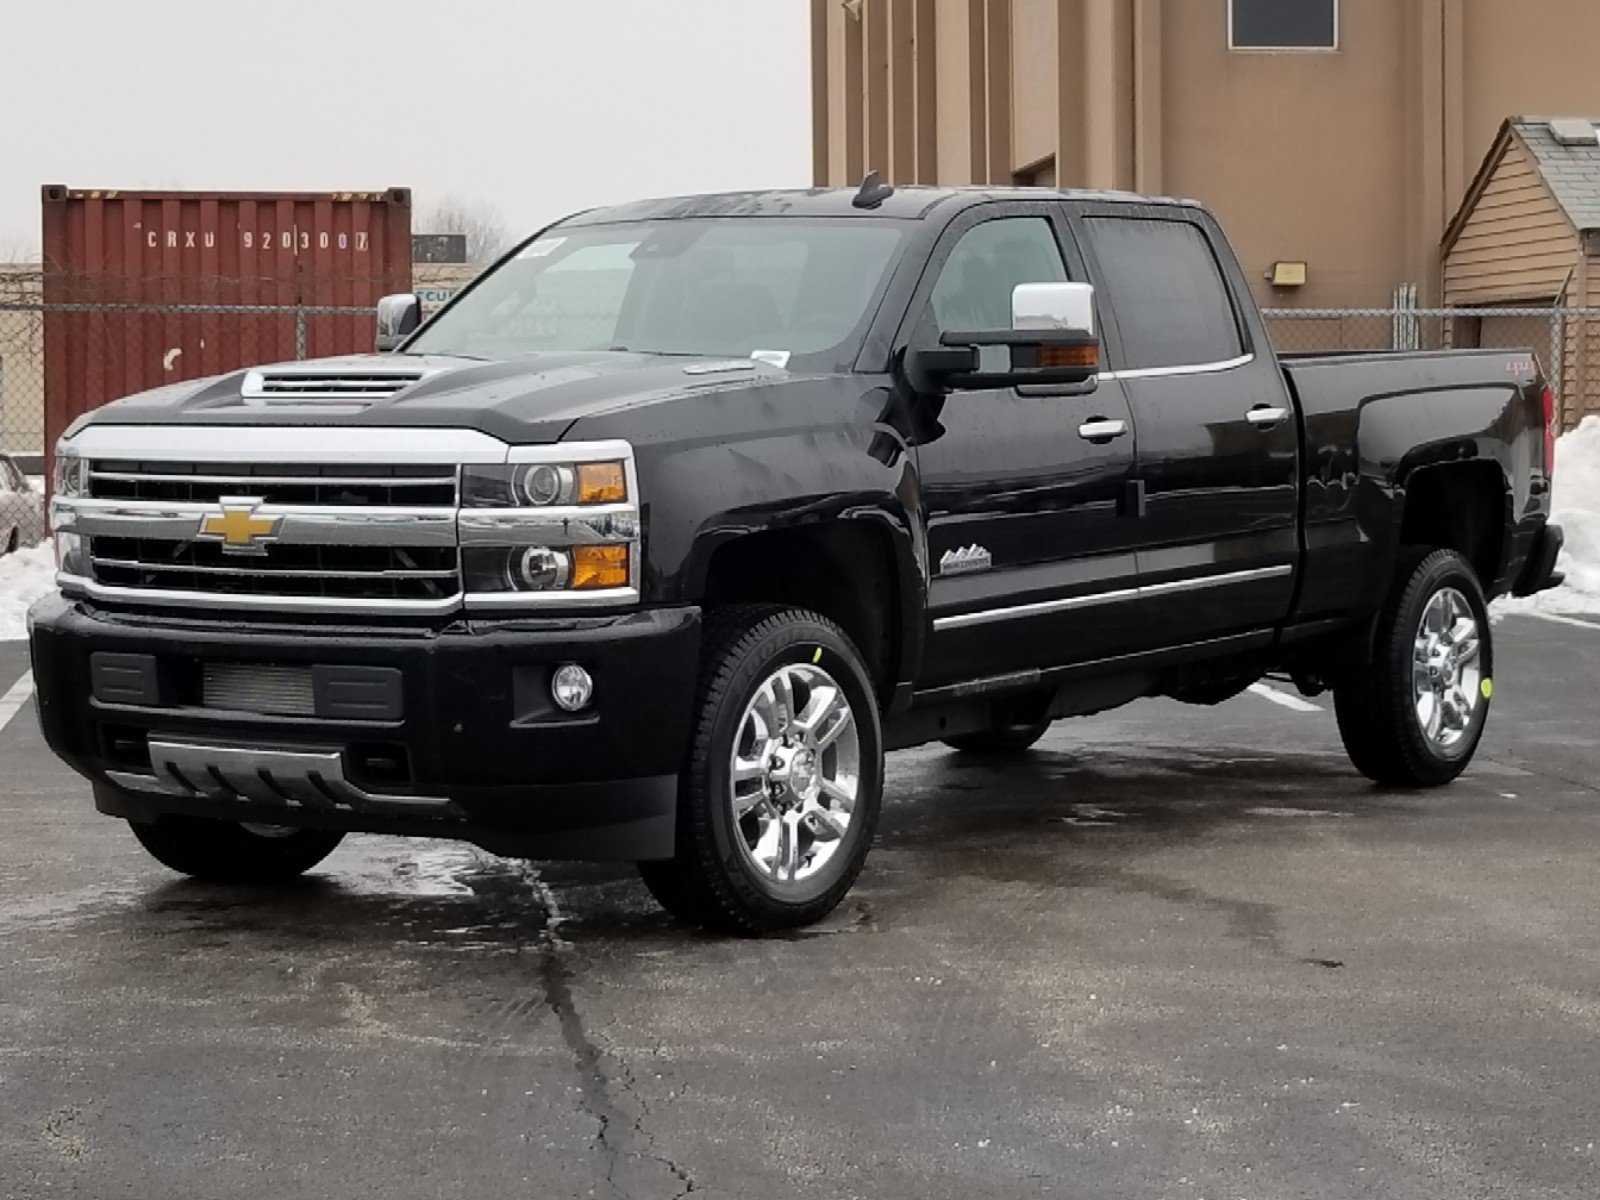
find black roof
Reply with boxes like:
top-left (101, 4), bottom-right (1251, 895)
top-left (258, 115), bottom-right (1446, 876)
top-left (565, 186), bottom-right (1199, 225)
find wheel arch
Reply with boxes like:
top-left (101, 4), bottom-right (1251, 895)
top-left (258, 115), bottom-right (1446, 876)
top-left (1396, 459), bottom-right (1509, 591)
top-left (693, 516), bottom-right (920, 706)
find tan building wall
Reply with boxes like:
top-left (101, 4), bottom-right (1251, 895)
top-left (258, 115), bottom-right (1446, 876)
top-left (812, 0), bottom-right (1600, 308)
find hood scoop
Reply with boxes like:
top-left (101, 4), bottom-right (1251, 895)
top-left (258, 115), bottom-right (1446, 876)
top-left (240, 365), bottom-right (430, 406)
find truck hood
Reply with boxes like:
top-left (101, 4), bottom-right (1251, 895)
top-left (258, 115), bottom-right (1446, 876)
top-left (77, 351), bottom-right (796, 444)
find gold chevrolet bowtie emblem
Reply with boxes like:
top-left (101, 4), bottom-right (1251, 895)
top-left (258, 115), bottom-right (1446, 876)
top-left (196, 497), bottom-right (282, 556)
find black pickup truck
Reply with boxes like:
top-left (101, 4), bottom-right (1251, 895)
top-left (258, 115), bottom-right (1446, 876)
top-left (30, 183), bottom-right (1563, 933)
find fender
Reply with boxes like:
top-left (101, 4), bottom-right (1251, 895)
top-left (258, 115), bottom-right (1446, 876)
top-left (567, 374), bottom-right (932, 701)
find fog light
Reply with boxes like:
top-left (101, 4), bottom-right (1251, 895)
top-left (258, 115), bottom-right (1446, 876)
top-left (551, 663), bottom-right (594, 712)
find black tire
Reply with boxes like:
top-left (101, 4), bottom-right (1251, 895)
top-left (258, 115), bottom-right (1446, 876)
top-left (942, 717), bottom-right (1053, 757)
top-left (1333, 547), bottom-right (1494, 787)
top-left (638, 605), bottom-right (884, 935)
top-left (129, 817), bottom-right (344, 884)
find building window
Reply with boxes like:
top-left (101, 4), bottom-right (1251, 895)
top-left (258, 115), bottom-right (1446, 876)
top-left (1229, 0), bottom-right (1337, 50)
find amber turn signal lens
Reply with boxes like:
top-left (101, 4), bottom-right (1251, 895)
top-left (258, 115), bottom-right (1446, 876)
top-left (571, 545), bottom-right (630, 590)
top-left (1038, 344), bottom-right (1099, 370)
top-left (576, 462), bottom-right (627, 504)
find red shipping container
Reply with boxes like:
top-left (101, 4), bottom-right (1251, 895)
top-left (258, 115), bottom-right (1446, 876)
top-left (41, 186), bottom-right (412, 462)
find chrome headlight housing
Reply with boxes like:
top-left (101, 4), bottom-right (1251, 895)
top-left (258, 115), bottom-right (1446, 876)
top-left (462, 460), bottom-right (627, 509)
top-left (52, 445), bottom-right (86, 499)
top-left (458, 441), bottom-right (640, 608)
top-left (50, 443), bottom-right (89, 580)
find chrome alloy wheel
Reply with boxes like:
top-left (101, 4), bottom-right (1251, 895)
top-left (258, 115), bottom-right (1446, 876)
top-left (1411, 586), bottom-right (1483, 752)
top-left (730, 662), bottom-right (860, 883)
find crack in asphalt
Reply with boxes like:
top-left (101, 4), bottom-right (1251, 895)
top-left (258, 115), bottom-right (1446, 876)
top-left (535, 932), bottom-right (629, 1197)
top-left (1093, 868), bottom-right (1301, 963)
top-left (462, 859), bottom-right (695, 1199)
top-left (1489, 749), bottom-right (1600, 798)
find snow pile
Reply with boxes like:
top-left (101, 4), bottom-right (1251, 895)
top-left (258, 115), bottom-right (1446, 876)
top-left (0, 543), bottom-right (57, 641)
top-left (1495, 416), bottom-right (1600, 617)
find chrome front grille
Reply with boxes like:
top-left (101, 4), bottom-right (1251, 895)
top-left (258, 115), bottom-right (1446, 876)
top-left (89, 537), bottom-right (460, 602)
top-left (88, 462), bottom-right (458, 508)
top-left (52, 425), bottom-right (643, 619)
top-left (57, 435), bottom-right (478, 615)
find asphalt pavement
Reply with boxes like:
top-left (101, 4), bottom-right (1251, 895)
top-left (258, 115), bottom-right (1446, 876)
top-left (2, 613), bottom-right (1599, 1199)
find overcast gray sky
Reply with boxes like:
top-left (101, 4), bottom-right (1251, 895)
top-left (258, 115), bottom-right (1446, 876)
top-left (1, 0), bottom-right (813, 255)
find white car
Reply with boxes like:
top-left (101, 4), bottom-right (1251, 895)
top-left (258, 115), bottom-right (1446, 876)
top-left (0, 453), bottom-right (45, 554)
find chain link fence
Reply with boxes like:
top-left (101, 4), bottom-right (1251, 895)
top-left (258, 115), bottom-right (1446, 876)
top-left (1264, 306), bottom-right (1600, 432)
top-left (1, 269), bottom-right (48, 554)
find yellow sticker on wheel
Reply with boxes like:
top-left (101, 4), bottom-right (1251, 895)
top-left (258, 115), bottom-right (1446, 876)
top-left (813, 647), bottom-right (824, 665)
top-left (1481, 678), bottom-right (1494, 699)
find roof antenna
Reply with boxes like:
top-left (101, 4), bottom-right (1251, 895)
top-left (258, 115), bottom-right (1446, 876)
top-left (853, 170), bottom-right (895, 210)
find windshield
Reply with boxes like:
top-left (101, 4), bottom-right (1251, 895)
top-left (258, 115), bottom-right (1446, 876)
top-left (406, 218), bottom-right (907, 367)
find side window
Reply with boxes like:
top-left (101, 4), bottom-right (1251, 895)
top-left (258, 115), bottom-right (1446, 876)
top-left (927, 217), bottom-right (1068, 337)
top-left (1081, 218), bottom-right (1244, 370)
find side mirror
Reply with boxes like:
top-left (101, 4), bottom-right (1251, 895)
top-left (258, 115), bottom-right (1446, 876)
top-left (375, 294), bottom-right (423, 352)
top-left (907, 281), bottom-right (1100, 392)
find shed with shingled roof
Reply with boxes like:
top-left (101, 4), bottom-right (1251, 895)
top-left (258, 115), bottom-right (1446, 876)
top-left (1443, 117), bottom-right (1600, 427)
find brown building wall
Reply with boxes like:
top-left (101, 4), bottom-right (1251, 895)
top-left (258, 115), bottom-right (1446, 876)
top-left (812, 0), bottom-right (1600, 309)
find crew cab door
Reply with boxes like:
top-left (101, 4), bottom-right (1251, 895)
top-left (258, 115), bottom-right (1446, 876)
top-left (1073, 206), bottom-right (1299, 646)
top-left (905, 204), bottom-right (1142, 688)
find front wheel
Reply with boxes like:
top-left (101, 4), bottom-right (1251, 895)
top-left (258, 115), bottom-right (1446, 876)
top-left (130, 817), bottom-right (345, 884)
top-left (1334, 547), bottom-right (1493, 787)
top-left (639, 605), bottom-right (884, 935)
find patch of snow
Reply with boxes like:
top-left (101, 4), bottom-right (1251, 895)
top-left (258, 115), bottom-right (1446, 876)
top-left (1494, 416), bottom-right (1600, 618)
top-left (0, 543), bottom-right (56, 641)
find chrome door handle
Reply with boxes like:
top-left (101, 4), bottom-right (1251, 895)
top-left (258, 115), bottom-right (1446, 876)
top-left (1246, 406), bottom-right (1289, 427)
top-left (1078, 418), bottom-right (1128, 442)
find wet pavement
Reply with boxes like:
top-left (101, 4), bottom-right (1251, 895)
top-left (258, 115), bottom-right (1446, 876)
top-left (3, 613), bottom-right (1600, 1199)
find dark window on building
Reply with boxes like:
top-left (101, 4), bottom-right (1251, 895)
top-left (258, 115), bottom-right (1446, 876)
top-left (1230, 0), bottom-right (1337, 49)
top-left (1081, 218), bottom-right (1244, 370)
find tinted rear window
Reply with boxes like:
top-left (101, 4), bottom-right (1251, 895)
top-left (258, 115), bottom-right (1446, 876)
top-left (1081, 218), bottom-right (1244, 371)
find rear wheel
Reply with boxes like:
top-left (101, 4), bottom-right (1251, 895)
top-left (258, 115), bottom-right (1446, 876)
top-left (129, 817), bottom-right (344, 884)
top-left (942, 717), bottom-right (1053, 757)
top-left (1334, 547), bottom-right (1492, 787)
top-left (639, 605), bottom-right (884, 935)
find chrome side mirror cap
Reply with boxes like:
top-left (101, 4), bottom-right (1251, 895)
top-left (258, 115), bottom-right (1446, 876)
top-left (375, 294), bottom-right (423, 352)
top-left (1012, 281), bottom-right (1096, 336)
